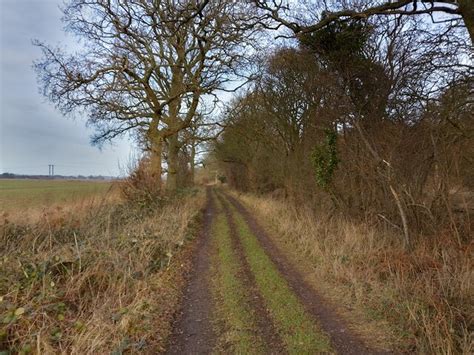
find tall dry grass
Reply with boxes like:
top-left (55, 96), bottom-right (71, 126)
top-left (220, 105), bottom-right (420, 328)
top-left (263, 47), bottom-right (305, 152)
top-left (0, 190), bottom-right (205, 353)
top-left (235, 192), bottom-right (473, 354)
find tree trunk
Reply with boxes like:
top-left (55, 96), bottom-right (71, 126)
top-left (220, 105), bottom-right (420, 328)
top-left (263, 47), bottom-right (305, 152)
top-left (353, 119), bottom-right (411, 247)
top-left (189, 140), bottom-right (196, 186)
top-left (166, 132), bottom-right (180, 191)
top-left (389, 184), bottom-right (411, 249)
top-left (150, 134), bottom-right (163, 189)
top-left (459, 0), bottom-right (474, 44)
top-left (165, 41), bottom-right (185, 192)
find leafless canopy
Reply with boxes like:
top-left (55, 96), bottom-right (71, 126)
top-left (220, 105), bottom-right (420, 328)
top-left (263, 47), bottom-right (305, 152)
top-left (34, 0), bottom-right (258, 146)
top-left (253, 1), bottom-right (473, 42)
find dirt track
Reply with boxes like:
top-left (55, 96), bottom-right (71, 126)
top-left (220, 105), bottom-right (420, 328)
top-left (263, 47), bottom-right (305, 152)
top-left (216, 193), bottom-right (287, 353)
top-left (166, 188), bottom-right (389, 354)
top-left (166, 188), bottom-right (215, 354)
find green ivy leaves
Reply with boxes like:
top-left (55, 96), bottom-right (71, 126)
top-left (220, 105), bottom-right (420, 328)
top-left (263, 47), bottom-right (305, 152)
top-left (312, 129), bottom-right (339, 189)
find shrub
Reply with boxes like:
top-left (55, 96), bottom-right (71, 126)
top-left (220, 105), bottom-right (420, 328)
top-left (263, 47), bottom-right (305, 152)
top-left (119, 157), bottom-right (164, 209)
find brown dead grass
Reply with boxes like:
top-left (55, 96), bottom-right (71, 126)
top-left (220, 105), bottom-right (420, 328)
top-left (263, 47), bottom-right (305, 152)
top-left (233, 191), bottom-right (473, 354)
top-left (0, 189), bottom-right (205, 354)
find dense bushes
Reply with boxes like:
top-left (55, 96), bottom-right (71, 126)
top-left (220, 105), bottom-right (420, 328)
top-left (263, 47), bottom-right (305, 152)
top-left (215, 19), bottom-right (473, 244)
top-left (120, 157), bottom-right (164, 209)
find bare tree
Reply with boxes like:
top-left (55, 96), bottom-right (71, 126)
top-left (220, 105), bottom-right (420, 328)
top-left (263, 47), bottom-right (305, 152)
top-left (254, 0), bottom-right (473, 41)
top-left (216, 13), bottom-right (472, 247)
top-left (35, 0), bottom-right (257, 191)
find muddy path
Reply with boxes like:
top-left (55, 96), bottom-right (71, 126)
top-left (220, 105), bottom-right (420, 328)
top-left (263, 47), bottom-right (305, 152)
top-left (166, 187), bottom-right (216, 354)
top-left (166, 188), bottom-right (390, 354)
top-left (215, 193), bottom-right (287, 354)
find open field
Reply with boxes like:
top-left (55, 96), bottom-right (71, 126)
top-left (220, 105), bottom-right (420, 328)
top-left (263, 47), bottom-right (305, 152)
top-left (0, 179), bottom-right (115, 213)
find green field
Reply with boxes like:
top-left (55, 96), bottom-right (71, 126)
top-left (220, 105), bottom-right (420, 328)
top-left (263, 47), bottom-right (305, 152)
top-left (0, 179), bottom-right (113, 212)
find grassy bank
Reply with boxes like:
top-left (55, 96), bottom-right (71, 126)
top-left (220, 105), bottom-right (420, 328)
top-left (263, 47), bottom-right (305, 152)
top-left (233, 191), bottom-right (473, 354)
top-left (0, 190), bottom-right (205, 353)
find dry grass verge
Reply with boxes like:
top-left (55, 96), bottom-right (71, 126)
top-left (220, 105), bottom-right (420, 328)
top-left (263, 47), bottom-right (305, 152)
top-left (0, 189), bottom-right (205, 354)
top-left (233, 191), bottom-right (473, 354)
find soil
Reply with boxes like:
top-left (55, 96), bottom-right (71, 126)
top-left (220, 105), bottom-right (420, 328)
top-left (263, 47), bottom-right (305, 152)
top-left (223, 192), bottom-right (390, 355)
top-left (151, 226), bottom-right (203, 352)
top-left (165, 187), bottom-right (216, 354)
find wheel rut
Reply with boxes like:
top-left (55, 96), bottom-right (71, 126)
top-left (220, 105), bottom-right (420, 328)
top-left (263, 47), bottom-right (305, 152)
top-left (166, 187), bottom-right (215, 354)
top-left (223, 191), bottom-right (390, 355)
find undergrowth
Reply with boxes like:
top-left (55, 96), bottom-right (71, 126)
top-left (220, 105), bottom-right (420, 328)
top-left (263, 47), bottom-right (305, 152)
top-left (0, 189), bottom-right (204, 353)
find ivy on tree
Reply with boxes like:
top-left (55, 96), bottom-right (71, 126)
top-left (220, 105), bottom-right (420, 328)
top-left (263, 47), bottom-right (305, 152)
top-left (312, 129), bottom-right (339, 189)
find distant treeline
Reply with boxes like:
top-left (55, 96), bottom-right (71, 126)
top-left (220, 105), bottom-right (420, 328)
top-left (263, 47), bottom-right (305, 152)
top-left (0, 173), bottom-right (117, 181)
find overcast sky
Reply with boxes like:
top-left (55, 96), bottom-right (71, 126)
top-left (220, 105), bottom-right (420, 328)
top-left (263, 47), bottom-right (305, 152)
top-left (0, 0), bottom-right (134, 176)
